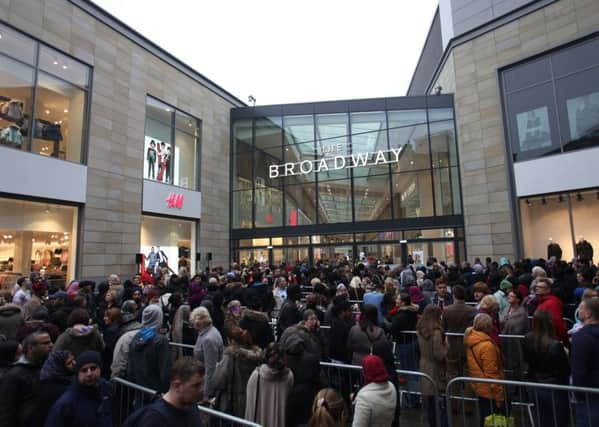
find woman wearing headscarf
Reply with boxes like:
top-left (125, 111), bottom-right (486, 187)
top-left (245, 343), bottom-right (293, 427)
top-left (351, 354), bottom-right (397, 427)
top-left (223, 300), bottom-right (243, 343)
top-left (212, 326), bottom-right (262, 417)
top-left (38, 351), bottom-right (75, 423)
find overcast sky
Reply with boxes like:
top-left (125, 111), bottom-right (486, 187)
top-left (94, 0), bottom-right (438, 105)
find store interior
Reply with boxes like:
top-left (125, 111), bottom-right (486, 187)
top-left (140, 215), bottom-right (195, 274)
top-left (0, 198), bottom-right (77, 289)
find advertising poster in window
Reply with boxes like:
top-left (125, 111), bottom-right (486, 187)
top-left (567, 92), bottom-right (599, 140)
top-left (516, 107), bottom-right (552, 152)
top-left (144, 136), bottom-right (172, 184)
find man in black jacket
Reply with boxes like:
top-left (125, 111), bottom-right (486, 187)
top-left (0, 330), bottom-right (53, 426)
top-left (329, 298), bottom-right (355, 363)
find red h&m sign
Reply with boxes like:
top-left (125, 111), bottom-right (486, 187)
top-left (166, 193), bottom-right (184, 209)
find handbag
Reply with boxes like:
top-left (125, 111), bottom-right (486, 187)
top-left (484, 414), bottom-right (515, 427)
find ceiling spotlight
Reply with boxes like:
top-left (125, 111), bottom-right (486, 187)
top-left (63, 109), bottom-right (68, 113)
top-left (62, 65), bottom-right (68, 69)
top-left (45, 109), bottom-right (50, 115)
top-left (526, 198), bottom-right (532, 207)
top-left (577, 193), bottom-right (583, 202)
top-left (53, 60), bottom-right (58, 65)
top-left (541, 197), bottom-right (547, 205)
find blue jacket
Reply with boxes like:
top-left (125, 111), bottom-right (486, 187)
top-left (363, 292), bottom-right (385, 326)
top-left (44, 379), bottom-right (112, 427)
top-left (571, 323), bottom-right (599, 389)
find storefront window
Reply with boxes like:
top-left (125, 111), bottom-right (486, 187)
top-left (144, 97), bottom-right (200, 190)
top-left (392, 171), bottom-right (434, 218)
top-left (285, 183), bottom-right (316, 226)
top-left (0, 198), bottom-right (77, 289)
top-left (0, 25), bottom-right (90, 163)
top-left (255, 186), bottom-right (283, 228)
top-left (571, 190), bottom-right (599, 262)
top-left (140, 216), bottom-right (195, 274)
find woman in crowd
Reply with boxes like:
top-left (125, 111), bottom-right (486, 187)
top-left (308, 388), bottom-right (347, 427)
top-left (416, 304), bottom-right (447, 427)
top-left (101, 307), bottom-right (121, 378)
top-left (53, 308), bottom-right (104, 357)
top-left (348, 276), bottom-right (365, 301)
top-left (38, 351), bottom-right (75, 423)
top-left (472, 282), bottom-right (490, 307)
top-left (478, 295), bottom-right (501, 346)
top-left (245, 343), bottom-right (294, 427)
top-left (347, 304), bottom-right (389, 365)
top-left (223, 299), bottom-right (243, 342)
top-left (171, 304), bottom-right (195, 359)
top-left (523, 309), bottom-right (570, 427)
top-left (464, 313), bottom-right (505, 427)
top-left (191, 306), bottom-right (223, 400)
top-left (351, 354), bottom-right (397, 427)
top-left (212, 326), bottom-right (262, 417)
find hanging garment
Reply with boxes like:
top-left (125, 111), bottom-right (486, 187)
top-left (0, 125), bottom-right (22, 146)
top-left (548, 243), bottom-right (563, 260)
top-left (0, 99), bottom-right (24, 121)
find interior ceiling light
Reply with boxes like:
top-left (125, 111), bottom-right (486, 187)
top-left (62, 65), bottom-right (68, 69)
top-left (53, 60), bottom-right (58, 65)
top-left (45, 109), bottom-right (50, 115)
top-left (63, 109), bottom-right (68, 113)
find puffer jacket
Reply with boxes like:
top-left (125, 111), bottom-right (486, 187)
top-left (347, 324), bottom-right (389, 365)
top-left (0, 304), bottom-right (24, 340)
top-left (53, 324), bottom-right (104, 358)
top-left (464, 328), bottom-right (505, 401)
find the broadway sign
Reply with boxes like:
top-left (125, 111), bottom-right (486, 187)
top-left (269, 147), bottom-right (404, 178)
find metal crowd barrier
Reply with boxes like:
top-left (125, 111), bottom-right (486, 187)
top-left (319, 361), bottom-right (442, 427)
top-left (446, 376), bottom-right (599, 427)
top-left (395, 331), bottom-right (528, 380)
top-left (112, 376), bottom-right (262, 427)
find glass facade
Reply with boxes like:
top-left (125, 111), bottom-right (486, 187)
top-left (0, 197), bottom-right (78, 290)
top-left (0, 24), bottom-right (90, 163)
top-left (502, 35), bottom-right (599, 162)
top-left (144, 96), bottom-right (201, 190)
top-left (230, 96), bottom-right (464, 265)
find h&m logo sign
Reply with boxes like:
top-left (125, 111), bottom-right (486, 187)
top-left (166, 193), bottom-right (184, 209)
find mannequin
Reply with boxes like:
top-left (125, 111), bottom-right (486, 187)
top-left (575, 236), bottom-right (594, 263)
top-left (547, 238), bottom-right (562, 260)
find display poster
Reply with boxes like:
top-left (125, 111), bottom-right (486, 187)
top-left (144, 136), bottom-right (172, 184)
top-left (566, 91), bottom-right (599, 140)
top-left (412, 250), bottom-right (424, 265)
top-left (516, 106), bottom-right (552, 152)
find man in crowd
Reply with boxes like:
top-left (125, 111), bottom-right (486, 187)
top-left (571, 297), bottom-right (599, 426)
top-left (124, 357), bottom-right (205, 427)
top-left (363, 281), bottom-right (385, 326)
top-left (44, 351), bottom-right (112, 427)
top-left (443, 285), bottom-right (476, 379)
top-left (0, 331), bottom-right (53, 426)
top-left (535, 277), bottom-right (568, 345)
top-left (431, 280), bottom-right (453, 309)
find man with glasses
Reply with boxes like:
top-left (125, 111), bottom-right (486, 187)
top-left (45, 350), bottom-right (113, 427)
top-left (0, 331), bottom-right (52, 427)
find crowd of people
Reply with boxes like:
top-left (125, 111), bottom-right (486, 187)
top-left (0, 254), bottom-right (598, 426)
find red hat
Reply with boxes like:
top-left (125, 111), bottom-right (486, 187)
top-left (362, 355), bottom-right (389, 385)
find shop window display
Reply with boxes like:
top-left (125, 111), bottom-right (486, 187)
top-left (0, 24), bottom-right (89, 163)
top-left (144, 97), bottom-right (200, 190)
top-left (0, 198), bottom-right (77, 290)
top-left (140, 216), bottom-right (195, 274)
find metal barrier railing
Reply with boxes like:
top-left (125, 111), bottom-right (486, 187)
top-left (446, 376), bottom-right (599, 427)
top-left (112, 376), bottom-right (262, 427)
top-left (319, 361), bottom-right (442, 427)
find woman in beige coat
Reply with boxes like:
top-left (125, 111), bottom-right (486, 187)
top-left (417, 304), bottom-right (447, 427)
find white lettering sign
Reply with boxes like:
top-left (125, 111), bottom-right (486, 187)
top-left (268, 148), bottom-right (404, 178)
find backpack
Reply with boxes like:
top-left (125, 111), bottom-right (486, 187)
top-left (122, 397), bottom-right (168, 427)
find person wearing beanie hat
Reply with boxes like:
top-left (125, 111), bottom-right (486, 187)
top-left (352, 355), bottom-right (397, 427)
top-left (126, 305), bottom-right (171, 393)
top-left (493, 279), bottom-right (513, 313)
top-left (45, 350), bottom-right (113, 427)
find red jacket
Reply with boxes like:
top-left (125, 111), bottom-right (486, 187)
top-left (141, 271), bottom-right (154, 286)
top-left (537, 294), bottom-right (568, 346)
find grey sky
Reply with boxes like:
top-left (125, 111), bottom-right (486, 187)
top-left (94, 0), bottom-right (438, 105)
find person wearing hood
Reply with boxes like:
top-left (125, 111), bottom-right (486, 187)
top-left (126, 304), bottom-right (171, 392)
top-left (347, 304), bottom-right (389, 365)
top-left (279, 309), bottom-right (326, 361)
top-left (45, 351), bottom-right (112, 427)
top-left (408, 285), bottom-right (428, 314)
top-left (0, 302), bottom-right (23, 340)
top-left (53, 308), bottom-right (104, 358)
top-left (493, 280), bottom-right (512, 314)
top-left (118, 300), bottom-right (142, 336)
top-left (212, 326), bottom-right (262, 417)
top-left (245, 343), bottom-right (294, 427)
top-left (276, 284), bottom-right (303, 339)
top-left (570, 297), bottom-right (599, 426)
top-left (351, 354), bottom-right (397, 427)
top-left (443, 285), bottom-right (477, 380)
top-left (0, 339), bottom-right (20, 380)
top-left (464, 313), bottom-right (505, 427)
top-left (190, 306), bottom-right (223, 399)
top-left (38, 350), bottom-right (75, 424)
top-left (0, 331), bottom-right (53, 427)
top-left (239, 299), bottom-right (274, 349)
top-left (110, 302), bottom-right (143, 379)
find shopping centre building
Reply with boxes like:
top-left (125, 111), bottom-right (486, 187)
top-left (0, 0), bottom-right (598, 285)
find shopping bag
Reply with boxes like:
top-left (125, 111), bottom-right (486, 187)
top-left (484, 413), bottom-right (515, 427)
